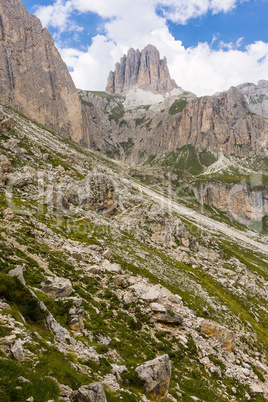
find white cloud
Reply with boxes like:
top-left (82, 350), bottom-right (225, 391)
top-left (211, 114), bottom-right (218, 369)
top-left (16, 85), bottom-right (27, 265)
top-left (35, 0), bottom-right (268, 96)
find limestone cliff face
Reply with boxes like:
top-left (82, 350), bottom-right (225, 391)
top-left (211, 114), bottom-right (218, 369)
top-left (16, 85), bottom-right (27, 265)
top-left (106, 45), bottom-right (177, 94)
top-left (193, 182), bottom-right (268, 224)
top-left (169, 86), bottom-right (268, 156)
top-left (80, 85), bottom-right (268, 159)
top-left (0, 0), bottom-right (84, 141)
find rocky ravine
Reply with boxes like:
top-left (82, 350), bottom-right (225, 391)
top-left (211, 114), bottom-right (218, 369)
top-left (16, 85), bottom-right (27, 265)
top-left (0, 105), bottom-right (268, 401)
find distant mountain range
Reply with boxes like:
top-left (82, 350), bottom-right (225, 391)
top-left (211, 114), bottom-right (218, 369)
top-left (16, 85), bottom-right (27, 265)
top-left (0, 0), bottom-right (267, 163)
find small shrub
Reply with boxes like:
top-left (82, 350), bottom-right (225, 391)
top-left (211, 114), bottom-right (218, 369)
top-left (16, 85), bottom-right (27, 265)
top-left (0, 273), bottom-right (47, 323)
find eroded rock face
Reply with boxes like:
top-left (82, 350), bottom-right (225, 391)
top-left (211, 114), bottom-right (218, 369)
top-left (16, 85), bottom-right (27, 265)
top-left (193, 182), bottom-right (268, 224)
top-left (135, 354), bottom-right (172, 400)
top-left (199, 319), bottom-right (236, 351)
top-left (0, 154), bottom-right (12, 185)
top-left (106, 45), bottom-right (177, 94)
top-left (70, 382), bottom-right (107, 402)
top-left (82, 83), bottom-right (268, 159)
top-left (0, 0), bottom-right (83, 141)
top-left (237, 80), bottom-right (268, 118)
top-left (170, 86), bottom-right (268, 157)
top-left (65, 174), bottom-right (115, 217)
top-left (41, 276), bottom-right (73, 299)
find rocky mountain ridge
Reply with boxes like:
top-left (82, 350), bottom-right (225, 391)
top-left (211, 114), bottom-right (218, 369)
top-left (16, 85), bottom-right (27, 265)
top-left (79, 83), bottom-right (268, 160)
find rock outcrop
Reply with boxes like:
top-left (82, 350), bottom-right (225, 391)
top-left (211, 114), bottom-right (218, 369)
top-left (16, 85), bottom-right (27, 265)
top-left (0, 0), bottom-right (84, 141)
top-left (41, 277), bottom-right (73, 299)
top-left (106, 45), bottom-right (177, 94)
top-left (166, 86), bottom-right (268, 157)
top-left (81, 82), bottom-right (268, 160)
top-left (193, 182), bottom-right (268, 224)
top-left (65, 174), bottom-right (115, 217)
top-left (199, 319), bottom-right (236, 351)
top-left (237, 80), bottom-right (268, 118)
top-left (70, 383), bottom-right (107, 402)
top-left (135, 354), bottom-right (172, 400)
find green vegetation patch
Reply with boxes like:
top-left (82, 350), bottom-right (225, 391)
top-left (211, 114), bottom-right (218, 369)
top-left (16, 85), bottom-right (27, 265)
top-left (108, 103), bottom-right (125, 123)
top-left (161, 145), bottom-right (204, 175)
top-left (0, 273), bottom-right (47, 324)
top-left (169, 99), bottom-right (188, 115)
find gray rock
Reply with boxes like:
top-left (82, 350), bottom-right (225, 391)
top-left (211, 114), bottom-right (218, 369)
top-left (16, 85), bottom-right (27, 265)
top-left (154, 313), bottom-right (183, 326)
top-left (149, 303), bottom-right (167, 313)
top-left (11, 339), bottom-right (25, 362)
top-left (0, 155), bottom-right (12, 174)
top-left (8, 266), bottom-right (26, 285)
top-left (237, 80), bottom-right (268, 118)
top-left (41, 276), bottom-right (73, 299)
top-left (103, 248), bottom-right (112, 260)
top-left (70, 382), bottom-right (107, 402)
top-left (65, 174), bottom-right (115, 217)
top-left (18, 376), bottom-right (31, 384)
top-left (136, 354), bottom-right (172, 400)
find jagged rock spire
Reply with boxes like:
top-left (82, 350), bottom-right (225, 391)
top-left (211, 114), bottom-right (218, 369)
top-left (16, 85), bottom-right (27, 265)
top-left (106, 45), bottom-right (177, 94)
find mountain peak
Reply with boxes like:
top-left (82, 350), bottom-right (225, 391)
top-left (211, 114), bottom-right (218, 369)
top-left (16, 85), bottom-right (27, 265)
top-left (106, 44), bottom-right (178, 94)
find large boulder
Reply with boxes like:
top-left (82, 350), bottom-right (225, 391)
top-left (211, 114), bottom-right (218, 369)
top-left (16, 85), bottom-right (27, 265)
top-left (65, 174), bottom-right (115, 217)
top-left (6, 166), bottom-right (37, 189)
top-left (136, 354), bottom-right (172, 400)
top-left (8, 266), bottom-right (26, 285)
top-left (41, 276), bottom-right (73, 299)
top-left (70, 382), bottom-right (107, 402)
top-left (199, 319), bottom-right (236, 351)
top-left (0, 155), bottom-right (12, 174)
top-left (0, 155), bottom-right (12, 185)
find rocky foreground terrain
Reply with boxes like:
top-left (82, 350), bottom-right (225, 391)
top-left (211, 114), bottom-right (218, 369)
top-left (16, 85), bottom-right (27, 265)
top-left (0, 104), bottom-right (268, 401)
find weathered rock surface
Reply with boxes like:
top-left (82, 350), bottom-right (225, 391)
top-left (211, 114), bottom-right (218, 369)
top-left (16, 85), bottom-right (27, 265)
top-left (70, 382), bottom-right (107, 402)
top-left (193, 181), bottom-right (268, 223)
top-left (0, 154), bottom-right (13, 185)
top-left (81, 83), bottom-right (268, 160)
top-left (41, 276), bottom-right (73, 299)
top-left (65, 174), bottom-right (115, 217)
top-left (68, 298), bottom-right (84, 333)
top-left (199, 319), bottom-right (236, 351)
top-left (8, 266), bottom-right (26, 285)
top-left (11, 339), bottom-right (25, 362)
top-left (106, 45), bottom-right (177, 94)
top-left (237, 80), bottom-right (268, 118)
top-left (136, 354), bottom-right (172, 400)
top-left (0, 0), bottom-right (84, 141)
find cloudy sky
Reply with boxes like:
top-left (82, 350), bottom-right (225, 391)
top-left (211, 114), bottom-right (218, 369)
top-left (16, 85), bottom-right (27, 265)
top-left (23, 0), bottom-right (268, 96)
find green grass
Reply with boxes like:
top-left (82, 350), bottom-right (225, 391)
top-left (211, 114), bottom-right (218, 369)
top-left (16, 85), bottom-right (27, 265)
top-left (169, 99), bottom-right (188, 115)
top-left (0, 273), bottom-right (47, 324)
top-left (108, 103), bottom-right (125, 123)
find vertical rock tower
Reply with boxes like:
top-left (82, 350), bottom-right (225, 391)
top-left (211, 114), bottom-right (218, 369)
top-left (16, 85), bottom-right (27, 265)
top-left (0, 0), bottom-right (83, 142)
top-left (106, 45), bottom-right (178, 94)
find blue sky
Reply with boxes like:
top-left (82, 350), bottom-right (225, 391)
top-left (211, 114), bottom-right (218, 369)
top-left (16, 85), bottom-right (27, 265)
top-left (23, 0), bottom-right (268, 95)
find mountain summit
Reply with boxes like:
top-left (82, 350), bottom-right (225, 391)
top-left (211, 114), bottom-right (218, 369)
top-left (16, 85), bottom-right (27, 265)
top-left (106, 44), bottom-right (178, 94)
